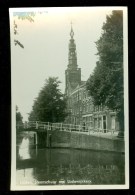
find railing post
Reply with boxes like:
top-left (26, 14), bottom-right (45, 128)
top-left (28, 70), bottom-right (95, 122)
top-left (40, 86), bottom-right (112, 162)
top-left (63, 124), bottom-right (65, 131)
top-left (88, 127), bottom-right (90, 135)
top-left (61, 123), bottom-right (63, 131)
top-left (79, 125), bottom-right (81, 133)
top-left (80, 125), bottom-right (82, 132)
top-left (70, 124), bottom-right (72, 132)
top-left (36, 121), bottom-right (38, 129)
top-left (48, 122), bottom-right (49, 130)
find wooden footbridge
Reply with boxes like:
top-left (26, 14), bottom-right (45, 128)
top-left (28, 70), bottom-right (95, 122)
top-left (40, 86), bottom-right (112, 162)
top-left (16, 121), bottom-right (118, 134)
top-left (17, 121), bottom-right (90, 133)
top-left (16, 121), bottom-right (122, 151)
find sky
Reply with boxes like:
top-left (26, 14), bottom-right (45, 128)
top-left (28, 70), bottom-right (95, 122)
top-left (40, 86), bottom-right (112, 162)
top-left (10, 7), bottom-right (121, 121)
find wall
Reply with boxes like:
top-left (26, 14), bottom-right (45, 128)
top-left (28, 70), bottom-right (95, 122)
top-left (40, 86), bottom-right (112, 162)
top-left (44, 130), bottom-right (124, 153)
top-left (50, 130), bottom-right (71, 148)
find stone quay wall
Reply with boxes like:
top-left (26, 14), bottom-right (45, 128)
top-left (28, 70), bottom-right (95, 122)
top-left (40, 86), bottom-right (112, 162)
top-left (46, 130), bottom-right (124, 153)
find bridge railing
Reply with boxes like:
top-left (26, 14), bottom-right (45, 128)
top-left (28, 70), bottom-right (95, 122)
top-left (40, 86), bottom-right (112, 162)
top-left (17, 121), bottom-right (120, 136)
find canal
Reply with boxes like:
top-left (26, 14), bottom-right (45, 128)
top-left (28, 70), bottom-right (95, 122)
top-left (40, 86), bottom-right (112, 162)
top-left (16, 132), bottom-right (125, 186)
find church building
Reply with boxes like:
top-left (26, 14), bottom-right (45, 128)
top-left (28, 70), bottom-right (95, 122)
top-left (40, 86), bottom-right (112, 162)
top-left (65, 25), bottom-right (119, 132)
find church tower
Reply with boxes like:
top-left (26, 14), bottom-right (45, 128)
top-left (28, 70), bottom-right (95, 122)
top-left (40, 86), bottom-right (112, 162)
top-left (65, 24), bottom-right (81, 96)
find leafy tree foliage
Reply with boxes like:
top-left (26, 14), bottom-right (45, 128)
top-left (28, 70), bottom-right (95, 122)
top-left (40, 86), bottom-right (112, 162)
top-left (13, 11), bottom-right (46, 48)
top-left (13, 12), bottom-right (36, 22)
top-left (28, 77), bottom-right (67, 122)
top-left (16, 106), bottom-right (23, 124)
top-left (86, 11), bottom-right (124, 132)
top-left (13, 12), bottom-right (36, 48)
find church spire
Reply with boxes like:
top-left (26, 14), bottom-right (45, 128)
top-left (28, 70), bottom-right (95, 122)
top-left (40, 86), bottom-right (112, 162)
top-left (65, 24), bottom-right (81, 95)
top-left (70, 22), bottom-right (74, 39)
top-left (68, 23), bottom-right (77, 70)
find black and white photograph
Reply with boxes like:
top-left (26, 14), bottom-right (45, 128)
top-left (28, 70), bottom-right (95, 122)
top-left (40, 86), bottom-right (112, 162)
top-left (9, 7), bottom-right (128, 190)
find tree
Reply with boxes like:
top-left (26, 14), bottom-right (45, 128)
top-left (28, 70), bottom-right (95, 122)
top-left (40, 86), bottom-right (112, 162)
top-left (28, 77), bottom-right (67, 122)
top-left (86, 11), bottom-right (124, 136)
top-left (13, 12), bottom-right (36, 48)
top-left (16, 105), bottom-right (23, 124)
top-left (13, 11), bottom-right (46, 48)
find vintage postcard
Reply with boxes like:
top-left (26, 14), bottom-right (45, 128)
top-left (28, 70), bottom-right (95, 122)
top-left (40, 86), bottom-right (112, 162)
top-left (10, 7), bottom-right (129, 190)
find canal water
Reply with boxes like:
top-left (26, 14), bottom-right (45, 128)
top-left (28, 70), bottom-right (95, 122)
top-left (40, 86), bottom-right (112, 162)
top-left (16, 132), bottom-right (125, 186)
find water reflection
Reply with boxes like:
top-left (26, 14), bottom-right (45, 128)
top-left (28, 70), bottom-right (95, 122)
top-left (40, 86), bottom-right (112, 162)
top-left (17, 149), bottom-right (125, 185)
top-left (17, 168), bottom-right (34, 185)
top-left (18, 135), bottom-right (30, 160)
top-left (16, 133), bottom-right (125, 185)
top-left (31, 149), bottom-right (124, 185)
